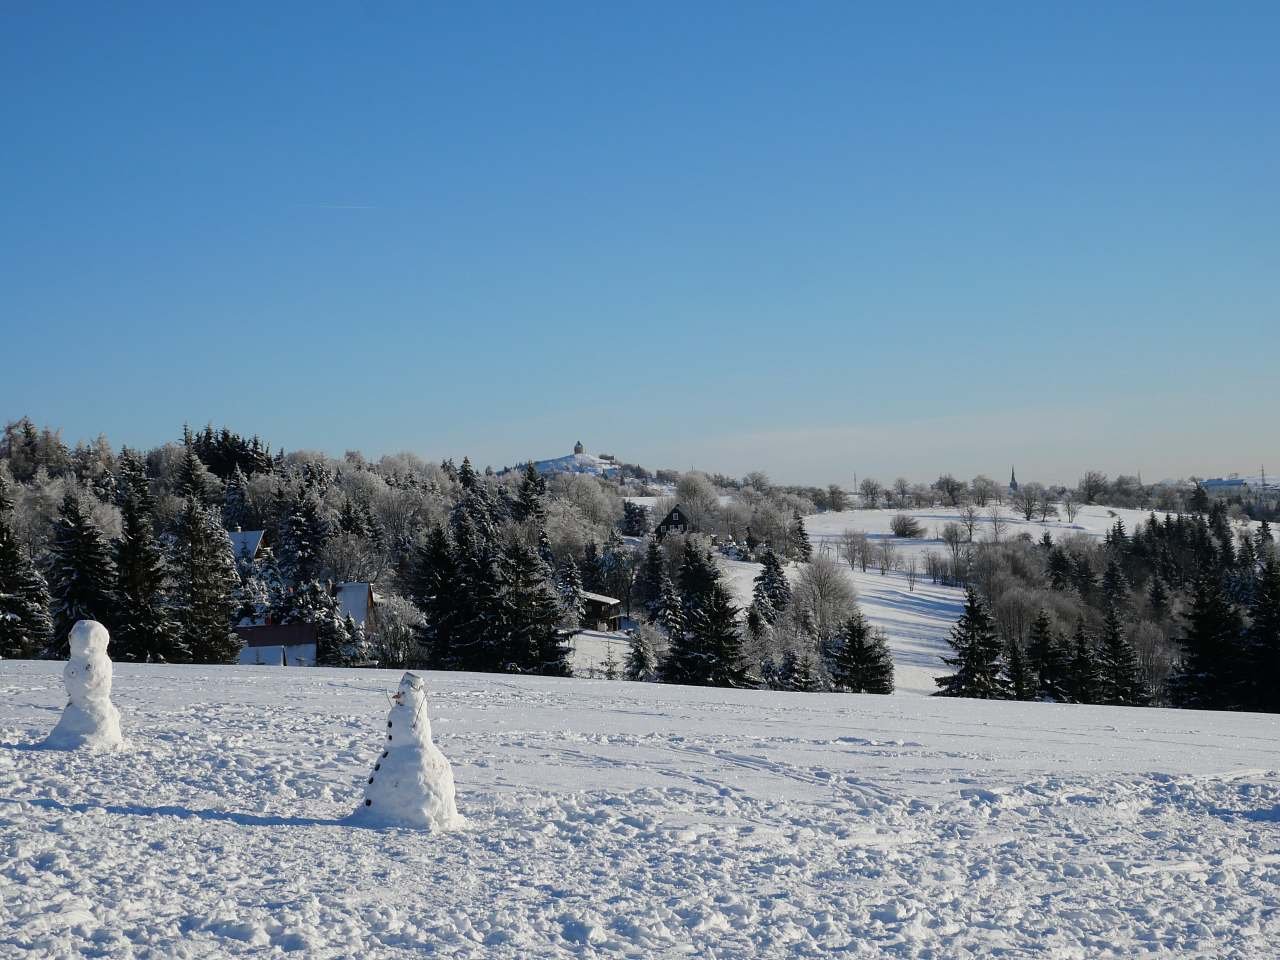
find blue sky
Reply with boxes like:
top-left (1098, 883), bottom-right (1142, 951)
top-left (2, 2), bottom-right (1276, 485)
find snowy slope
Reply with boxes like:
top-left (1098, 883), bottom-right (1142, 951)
top-left (718, 557), bottom-right (962, 696)
top-left (531, 452), bottom-right (619, 478)
top-left (4, 662), bottom-right (1280, 958)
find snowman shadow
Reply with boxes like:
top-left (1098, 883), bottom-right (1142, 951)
top-left (2, 795), bottom-right (370, 829)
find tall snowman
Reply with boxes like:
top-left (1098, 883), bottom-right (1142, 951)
top-left (355, 672), bottom-right (463, 830)
top-left (44, 620), bottom-right (124, 751)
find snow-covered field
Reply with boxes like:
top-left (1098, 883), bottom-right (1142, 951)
top-left (4, 662), bottom-right (1280, 958)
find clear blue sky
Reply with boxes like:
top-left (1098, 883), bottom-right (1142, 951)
top-left (2, 2), bottom-right (1276, 485)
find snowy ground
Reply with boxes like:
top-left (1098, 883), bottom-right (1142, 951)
top-left (4, 662), bottom-right (1280, 958)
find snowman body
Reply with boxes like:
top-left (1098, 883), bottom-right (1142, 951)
top-left (356, 672), bottom-right (463, 830)
top-left (45, 620), bottom-right (123, 751)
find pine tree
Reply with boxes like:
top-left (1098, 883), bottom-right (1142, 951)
top-left (557, 559), bottom-right (585, 629)
top-left (175, 444), bottom-right (210, 503)
top-left (935, 588), bottom-right (1006, 698)
top-left (1170, 575), bottom-right (1245, 710)
top-left (47, 491), bottom-right (117, 655)
top-left (678, 539), bottom-right (720, 618)
top-left (1097, 605), bottom-right (1146, 706)
top-left (624, 626), bottom-right (658, 681)
top-left (515, 462), bottom-right (547, 524)
top-left (113, 486), bottom-right (184, 662)
top-left (405, 527), bottom-right (458, 668)
top-left (787, 651), bottom-right (822, 692)
top-left (1102, 558), bottom-right (1129, 605)
top-left (1026, 609), bottom-right (1067, 701)
top-left (654, 570), bottom-right (684, 638)
top-left (1242, 557), bottom-right (1280, 712)
top-left (831, 610), bottom-right (894, 694)
top-left (752, 547), bottom-right (792, 622)
top-left (638, 539), bottom-right (665, 613)
top-left (222, 465), bottom-right (252, 530)
top-left (661, 582), bottom-right (745, 687)
top-left (1047, 548), bottom-right (1073, 591)
top-left (278, 489), bottom-right (330, 584)
top-left (0, 476), bottom-right (52, 659)
top-left (621, 500), bottom-right (650, 537)
top-left (1148, 574), bottom-right (1170, 623)
top-left (1003, 638), bottom-right (1033, 701)
top-left (1067, 622), bottom-right (1101, 705)
top-left (788, 511), bottom-right (812, 562)
top-left (171, 499), bottom-right (241, 664)
top-left (501, 540), bottom-right (571, 676)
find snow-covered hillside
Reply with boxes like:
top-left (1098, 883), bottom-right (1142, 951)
top-left (530, 452), bottom-right (619, 478)
top-left (4, 663), bottom-right (1280, 958)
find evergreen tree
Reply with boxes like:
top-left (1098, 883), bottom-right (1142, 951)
top-left (1242, 557), bottom-right (1280, 712)
top-left (175, 444), bottom-right (210, 503)
top-left (935, 588), bottom-right (1006, 698)
top-left (661, 582), bottom-right (745, 687)
top-left (581, 541), bottom-right (605, 593)
top-left (47, 491), bottom-right (117, 655)
top-left (278, 489), bottom-right (330, 584)
top-left (1102, 557), bottom-right (1129, 604)
top-left (1148, 574), bottom-right (1170, 623)
top-left (621, 500), bottom-right (650, 537)
top-left (557, 559), bottom-right (586, 629)
top-left (786, 651), bottom-right (822, 692)
top-left (638, 539), bottom-right (665, 613)
top-left (406, 526), bottom-right (459, 669)
top-left (222, 466), bottom-right (252, 530)
top-left (1097, 605), bottom-right (1146, 706)
top-left (1170, 575), bottom-right (1245, 710)
top-left (113, 485), bottom-right (184, 662)
top-left (831, 610), bottom-right (894, 694)
top-left (624, 626), bottom-right (658, 681)
top-left (654, 570), bottom-right (684, 638)
top-left (1026, 609), bottom-right (1068, 701)
top-left (1003, 638), bottom-right (1034, 701)
top-left (1189, 483), bottom-right (1210, 514)
top-left (515, 461), bottom-right (547, 524)
top-left (1047, 548), bottom-right (1073, 591)
top-left (678, 539), bottom-right (720, 618)
top-left (788, 511), bottom-right (812, 562)
top-left (171, 499), bottom-right (241, 664)
top-left (1067, 622), bottom-right (1101, 705)
top-left (752, 547), bottom-right (792, 622)
top-left (501, 540), bottom-right (571, 676)
top-left (0, 476), bottom-right (52, 659)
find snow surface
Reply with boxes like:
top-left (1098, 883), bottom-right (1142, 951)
top-left (4, 661), bottom-right (1280, 957)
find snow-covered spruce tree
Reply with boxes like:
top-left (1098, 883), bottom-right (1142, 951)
top-left (1066, 622), bottom-right (1101, 705)
top-left (1102, 558), bottom-right (1129, 605)
top-left (222, 465), bottom-right (253, 531)
top-left (273, 580), bottom-right (357, 666)
top-left (1026, 609), bottom-right (1068, 701)
top-left (934, 588), bottom-right (1006, 698)
top-left (1003, 638), bottom-right (1034, 701)
top-left (1148, 574), bottom-right (1170, 623)
top-left (1097, 605), bottom-right (1147, 706)
top-left (501, 540), bottom-right (571, 676)
top-left (514, 461), bottom-right (547, 525)
top-left (752, 547), bottom-right (792, 623)
top-left (638, 538), bottom-right (665, 614)
top-left (661, 582), bottom-right (746, 687)
top-left (341, 613), bottom-right (372, 666)
top-left (624, 623), bottom-right (659, 681)
top-left (0, 475), bottom-right (52, 659)
top-left (678, 538), bottom-right (720, 619)
top-left (406, 526), bottom-right (459, 669)
top-left (113, 483), bottom-right (184, 663)
top-left (1242, 556), bottom-right (1280, 712)
top-left (654, 570), bottom-right (684, 639)
top-left (788, 511), bottom-right (812, 562)
top-left (47, 491), bottom-right (118, 656)
top-left (786, 650), bottom-right (822, 692)
top-left (831, 609), bottom-right (894, 694)
top-left (556, 558), bottom-right (585, 630)
top-left (171, 498), bottom-right (241, 664)
top-left (581, 541), bottom-right (605, 594)
top-left (277, 489), bottom-right (330, 585)
top-left (174, 443), bottom-right (212, 504)
top-left (1170, 574), bottom-right (1245, 710)
top-left (621, 500), bottom-right (650, 537)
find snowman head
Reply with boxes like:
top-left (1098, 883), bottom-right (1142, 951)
top-left (68, 620), bottom-right (110, 660)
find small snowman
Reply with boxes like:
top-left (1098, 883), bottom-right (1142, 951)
top-left (44, 620), bottom-right (124, 751)
top-left (355, 672), bottom-right (463, 830)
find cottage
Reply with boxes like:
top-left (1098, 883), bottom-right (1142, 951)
top-left (228, 529), bottom-right (265, 563)
top-left (236, 581), bottom-right (380, 667)
top-left (581, 591), bottom-right (623, 631)
top-left (654, 504), bottom-right (693, 539)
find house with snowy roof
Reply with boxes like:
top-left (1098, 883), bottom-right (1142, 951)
top-left (228, 529), bottom-right (265, 562)
top-left (655, 504), bottom-right (693, 539)
top-left (236, 581), bottom-right (380, 667)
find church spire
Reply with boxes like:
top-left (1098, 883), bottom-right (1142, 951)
top-left (1009, 466), bottom-right (1018, 492)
